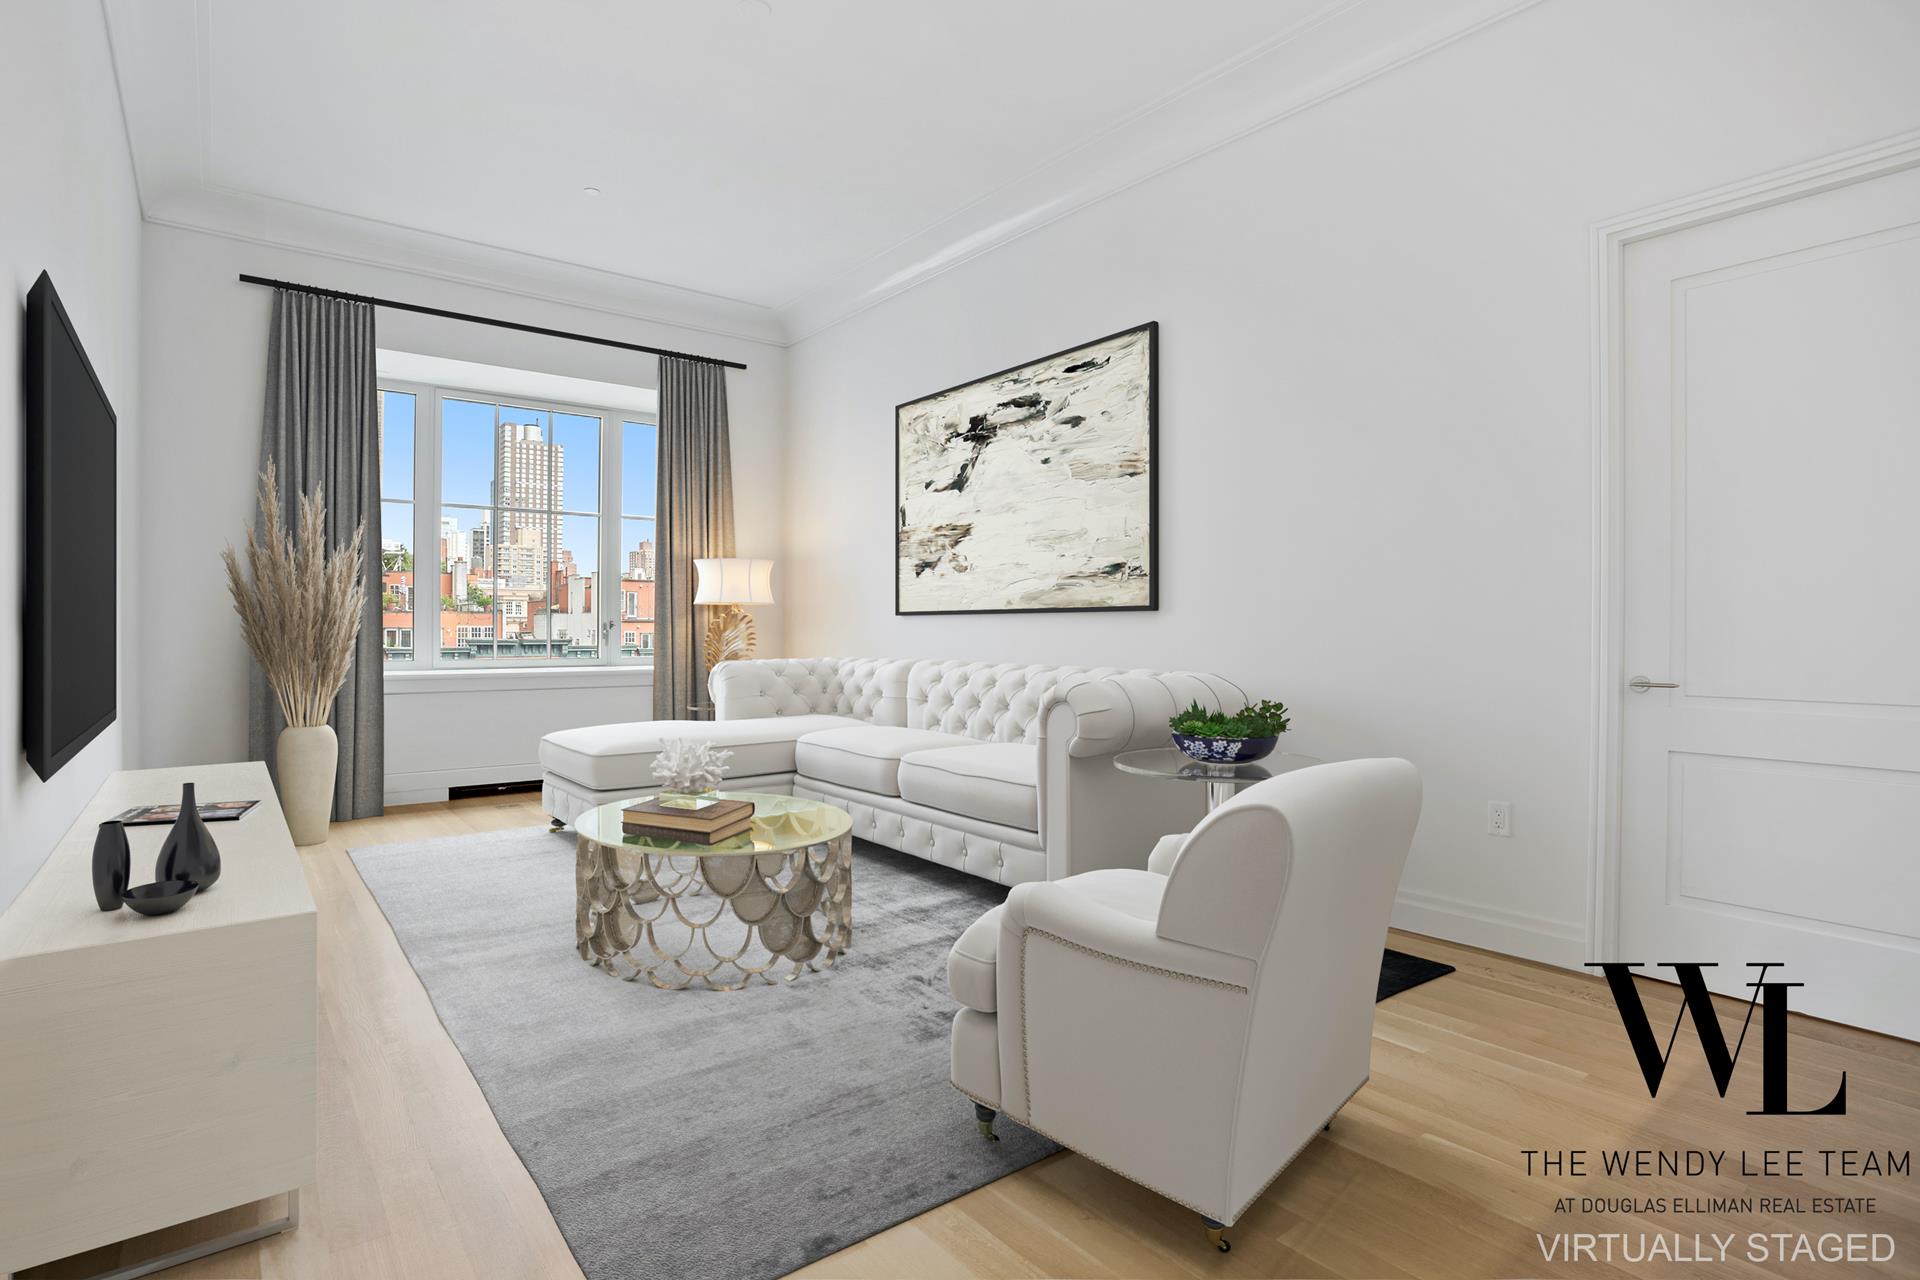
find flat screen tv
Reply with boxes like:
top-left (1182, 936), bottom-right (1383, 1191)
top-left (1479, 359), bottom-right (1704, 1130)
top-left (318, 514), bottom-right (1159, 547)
top-left (24, 270), bottom-right (117, 781)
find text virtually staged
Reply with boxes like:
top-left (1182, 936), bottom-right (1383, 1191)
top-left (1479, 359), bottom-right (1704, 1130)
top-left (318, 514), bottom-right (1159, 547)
top-left (3, 2), bottom-right (1917, 1279)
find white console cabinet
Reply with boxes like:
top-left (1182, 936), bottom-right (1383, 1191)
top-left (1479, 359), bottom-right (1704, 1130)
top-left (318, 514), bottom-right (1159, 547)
top-left (0, 763), bottom-right (316, 1278)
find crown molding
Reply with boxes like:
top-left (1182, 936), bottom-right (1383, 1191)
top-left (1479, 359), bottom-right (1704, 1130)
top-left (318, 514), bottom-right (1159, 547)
top-left (780, 0), bottom-right (1545, 343)
top-left (140, 190), bottom-right (789, 348)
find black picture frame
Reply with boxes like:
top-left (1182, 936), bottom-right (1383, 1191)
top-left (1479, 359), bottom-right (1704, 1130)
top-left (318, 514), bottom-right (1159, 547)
top-left (894, 321), bottom-right (1158, 616)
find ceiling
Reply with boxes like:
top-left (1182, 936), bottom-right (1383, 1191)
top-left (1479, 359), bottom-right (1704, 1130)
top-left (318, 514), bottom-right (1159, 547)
top-left (103, 0), bottom-right (1531, 343)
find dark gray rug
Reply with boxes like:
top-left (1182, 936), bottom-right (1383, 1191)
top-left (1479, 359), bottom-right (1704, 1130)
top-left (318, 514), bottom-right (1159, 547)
top-left (351, 828), bottom-right (1455, 1280)
top-left (349, 828), bottom-right (1059, 1280)
top-left (1379, 947), bottom-right (1454, 999)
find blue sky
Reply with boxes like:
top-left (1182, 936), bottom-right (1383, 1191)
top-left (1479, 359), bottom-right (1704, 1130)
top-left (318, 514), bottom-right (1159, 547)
top-left (379, 389), bottom-right (657, 574)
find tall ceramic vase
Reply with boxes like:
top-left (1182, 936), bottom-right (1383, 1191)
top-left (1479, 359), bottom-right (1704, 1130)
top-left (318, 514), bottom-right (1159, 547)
top-left (277, 724), bottom-right (338, 846)
top-left (156, 782), bottom-right (221, 891)
top-left (92, 820), bottom-right (130, 910)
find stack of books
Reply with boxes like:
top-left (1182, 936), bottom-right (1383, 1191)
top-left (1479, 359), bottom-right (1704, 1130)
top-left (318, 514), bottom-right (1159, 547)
top-left (621, 796), bottom-right (756, 845)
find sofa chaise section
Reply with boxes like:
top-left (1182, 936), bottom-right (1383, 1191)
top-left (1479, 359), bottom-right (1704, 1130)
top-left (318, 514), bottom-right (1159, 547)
top-left (539, 657), bottom-right (911, 823)
top-left (539, 713), bottom-right (863, 824)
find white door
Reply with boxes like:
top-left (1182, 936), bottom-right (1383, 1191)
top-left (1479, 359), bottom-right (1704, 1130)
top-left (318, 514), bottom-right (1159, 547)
top-left (1619, 162), bottom-right (1920, 1041)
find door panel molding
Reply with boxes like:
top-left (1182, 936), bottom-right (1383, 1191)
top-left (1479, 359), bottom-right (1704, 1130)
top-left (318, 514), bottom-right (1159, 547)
top-left (1586, 128), bottom-right (1920, 963)
top-left (1665, 751), bottom-right (1920, 945)
top-left (1673, 226), bottom-right (1920, 711)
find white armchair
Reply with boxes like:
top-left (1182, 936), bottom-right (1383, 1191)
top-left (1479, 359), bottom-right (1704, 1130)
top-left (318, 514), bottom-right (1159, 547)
top-left (946, 758), bottom-right (1421, 1251)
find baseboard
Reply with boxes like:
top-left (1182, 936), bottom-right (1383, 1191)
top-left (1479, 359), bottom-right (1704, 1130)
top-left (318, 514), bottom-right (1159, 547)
top-left (384, 785), bottom-right (453, 807)
top-left (1391, 887), bottom-right (1588, 970)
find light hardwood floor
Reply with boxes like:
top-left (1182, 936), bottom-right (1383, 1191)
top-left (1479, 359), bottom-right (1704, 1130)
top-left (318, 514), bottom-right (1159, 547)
top-left (24, 794), bottom-right (1920, 1279)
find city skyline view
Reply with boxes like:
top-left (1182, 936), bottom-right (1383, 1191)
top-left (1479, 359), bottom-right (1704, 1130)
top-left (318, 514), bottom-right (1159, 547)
top-left (378, 388), bottom-right (658, 662)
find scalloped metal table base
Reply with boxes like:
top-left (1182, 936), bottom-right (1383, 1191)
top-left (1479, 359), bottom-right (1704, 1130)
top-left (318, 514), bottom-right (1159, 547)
top-left (576, 833), bottom-right (853, 990)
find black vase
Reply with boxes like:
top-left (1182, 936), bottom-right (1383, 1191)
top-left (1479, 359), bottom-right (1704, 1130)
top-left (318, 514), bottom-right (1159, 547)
top-left (156, 782), bottom-right (221, 892)
top-left (92, 820), bottom-right (130, 911)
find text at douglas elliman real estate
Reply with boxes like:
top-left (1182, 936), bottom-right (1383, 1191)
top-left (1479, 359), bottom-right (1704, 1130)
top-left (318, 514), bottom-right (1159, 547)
top-left (1519, 964), bottom-right (1912, 1271)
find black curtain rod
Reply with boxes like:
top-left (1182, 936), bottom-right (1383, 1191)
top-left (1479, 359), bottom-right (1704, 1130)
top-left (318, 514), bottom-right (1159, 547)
top-left (236, 274), bottom-right (748, 371)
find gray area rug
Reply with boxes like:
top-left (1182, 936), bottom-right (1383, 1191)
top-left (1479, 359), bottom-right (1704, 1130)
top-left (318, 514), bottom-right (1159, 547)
top-left (350, 827), bottom-right (1059, 1280)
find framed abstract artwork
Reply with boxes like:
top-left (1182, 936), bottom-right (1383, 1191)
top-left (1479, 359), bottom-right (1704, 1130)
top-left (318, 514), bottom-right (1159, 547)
top-left (895, 321), bottom-right (1157, 615)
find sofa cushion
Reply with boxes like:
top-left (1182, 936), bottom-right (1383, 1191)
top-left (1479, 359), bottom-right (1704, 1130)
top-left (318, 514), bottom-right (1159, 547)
top-left (539, 714), bottom-right (862, 791)
top-left (793, 726), bottom-right (974, 797)
top-left (947, 903), bottom-right (1004, 1012)
top-left (898, 743), bottom-right (1039, 832)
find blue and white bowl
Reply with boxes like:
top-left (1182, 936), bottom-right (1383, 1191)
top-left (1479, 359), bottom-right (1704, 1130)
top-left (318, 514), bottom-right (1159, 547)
top-left (1171, 732), bottom-right (1279, 764)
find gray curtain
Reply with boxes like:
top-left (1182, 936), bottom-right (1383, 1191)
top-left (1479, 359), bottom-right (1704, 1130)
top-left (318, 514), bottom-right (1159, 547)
top-left (654, 356), bottom-right (736, 720)
top-left (249, 288), bottom-right (384, 820)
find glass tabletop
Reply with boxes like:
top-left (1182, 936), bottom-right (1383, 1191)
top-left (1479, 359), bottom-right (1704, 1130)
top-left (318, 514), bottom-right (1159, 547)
top-left (1112, 748), bottom-right (1325, 786)
top-left (573, 790), bottom-right (853, 854)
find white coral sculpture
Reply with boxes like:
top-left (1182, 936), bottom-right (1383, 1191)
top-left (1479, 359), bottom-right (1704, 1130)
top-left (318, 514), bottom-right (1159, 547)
top-left (651, 738), bottom-right (733, 796)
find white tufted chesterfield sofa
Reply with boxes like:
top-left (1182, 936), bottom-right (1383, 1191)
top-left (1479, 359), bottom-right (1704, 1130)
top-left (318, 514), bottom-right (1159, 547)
top-left (538, 657), bottom-right (1247, 885)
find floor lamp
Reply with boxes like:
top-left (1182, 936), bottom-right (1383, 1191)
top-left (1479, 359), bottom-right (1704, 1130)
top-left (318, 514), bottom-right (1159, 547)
top-left (694, 557), bottom-right (775, 667)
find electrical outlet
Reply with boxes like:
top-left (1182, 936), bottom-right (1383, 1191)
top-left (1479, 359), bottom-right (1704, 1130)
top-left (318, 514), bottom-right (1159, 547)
top-left (1487, 801), bottom-right (1512, 838)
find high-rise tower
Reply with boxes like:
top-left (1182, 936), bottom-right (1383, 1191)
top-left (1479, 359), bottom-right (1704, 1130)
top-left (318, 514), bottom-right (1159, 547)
top-left (494, 420), bottom-right (563, 583)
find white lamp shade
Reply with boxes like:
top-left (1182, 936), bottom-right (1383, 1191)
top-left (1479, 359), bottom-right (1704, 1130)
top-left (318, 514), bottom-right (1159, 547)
top-left (694, 557), bottom-right (775, 605)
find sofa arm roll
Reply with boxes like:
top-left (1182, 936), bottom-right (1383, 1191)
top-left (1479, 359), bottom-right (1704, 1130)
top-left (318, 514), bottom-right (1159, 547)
top-left (1057, 671), bottom-right (1249, 758)
top-left (709, 660), bottom-right (783, 720)
top-left (1001, 880), bottom-right (1255, 990)
top-left (1146, 833), bottom-right (1186, 876)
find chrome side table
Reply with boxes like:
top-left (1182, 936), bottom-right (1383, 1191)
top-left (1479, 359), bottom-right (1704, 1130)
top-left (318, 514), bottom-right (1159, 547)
top-left (1112, 748), bottom-right (1325, 811)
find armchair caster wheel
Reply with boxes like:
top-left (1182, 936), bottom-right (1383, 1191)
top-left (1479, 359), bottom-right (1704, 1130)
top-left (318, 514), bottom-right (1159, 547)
top-left (973, 1102), bottom-right (999, 1141)
top-left (1203, 1218), bottom-right (1230, 1252)
top-left (549, 817), bottom-right (567, 832)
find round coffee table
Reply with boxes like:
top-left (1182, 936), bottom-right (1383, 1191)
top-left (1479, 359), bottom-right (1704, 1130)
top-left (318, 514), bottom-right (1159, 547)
top-left (573, 790), bottom-right (853, 990)
top-left (1112, 748), bottom-right (1325, 811)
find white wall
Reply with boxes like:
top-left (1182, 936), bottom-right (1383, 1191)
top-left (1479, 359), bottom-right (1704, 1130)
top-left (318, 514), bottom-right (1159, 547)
top-left (382, 669), bottom-right (655, 806)
top-left (137, 224), bottom-right (787, 798)
top-left (0, 3), bottom-right (144, 911)
top-left (780, 0), bottom-right (1920, 965)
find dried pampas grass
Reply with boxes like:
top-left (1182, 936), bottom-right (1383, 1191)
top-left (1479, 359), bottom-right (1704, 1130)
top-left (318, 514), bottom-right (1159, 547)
top-left (222, 462), bottom-right (367, 728)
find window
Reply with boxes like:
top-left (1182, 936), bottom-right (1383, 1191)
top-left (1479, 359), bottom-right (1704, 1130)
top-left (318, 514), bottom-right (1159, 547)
top-left (379, 390), bottom-right (417, 662)
top-left (378, 378), bottom-right (657, 669)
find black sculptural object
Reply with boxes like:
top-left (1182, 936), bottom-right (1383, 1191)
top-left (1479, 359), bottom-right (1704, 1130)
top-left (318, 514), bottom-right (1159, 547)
top-left (92, 820), bottom-right (130, 911)
top-left (156, 782), bottom-right (221, 892)
top-left (122, 880), bottom-right (197, 917)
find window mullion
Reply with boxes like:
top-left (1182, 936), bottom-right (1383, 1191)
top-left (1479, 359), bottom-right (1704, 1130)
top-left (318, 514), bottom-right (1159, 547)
top-left (419, 386), bottom-right (441, 670)
top-left (493, 400), bottom-right (505, 660)
top-left (602, 412), bottom-right (621, 666)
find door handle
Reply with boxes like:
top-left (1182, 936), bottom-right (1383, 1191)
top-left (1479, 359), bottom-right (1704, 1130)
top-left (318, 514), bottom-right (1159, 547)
top-left (1628, 676), bottom-right (1679, 692)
